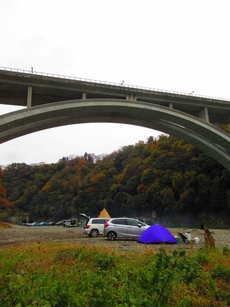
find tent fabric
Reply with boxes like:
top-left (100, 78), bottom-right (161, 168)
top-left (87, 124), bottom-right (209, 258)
top-left (138, 224), bottom-right (177, 244)
top-left (98, 208), bottom-right (111, 218)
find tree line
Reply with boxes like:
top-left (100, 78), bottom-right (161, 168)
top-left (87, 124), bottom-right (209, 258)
top-left (1, 134), bottom-right (230, 227)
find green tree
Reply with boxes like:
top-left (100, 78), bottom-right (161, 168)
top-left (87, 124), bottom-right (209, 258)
top-left (0, 167), bottom-right (10, 219)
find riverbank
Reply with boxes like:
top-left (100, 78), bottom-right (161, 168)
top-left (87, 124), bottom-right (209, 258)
top-left (1, 223), bottom-right (230, 251)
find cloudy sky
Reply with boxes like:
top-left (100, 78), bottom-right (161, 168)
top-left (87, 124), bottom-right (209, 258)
top-left (1, 0), bottom-right (230, 166)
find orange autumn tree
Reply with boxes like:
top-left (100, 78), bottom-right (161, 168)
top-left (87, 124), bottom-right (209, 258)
top-left (0, 167), bottom-right (10, 210)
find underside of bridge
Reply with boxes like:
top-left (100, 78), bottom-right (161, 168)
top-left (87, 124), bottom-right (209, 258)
top-left (1, 98), bottom-right (230, 171)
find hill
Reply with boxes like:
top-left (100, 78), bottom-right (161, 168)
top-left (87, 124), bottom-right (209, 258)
top-left (1, 135), bottom-right (230, 227)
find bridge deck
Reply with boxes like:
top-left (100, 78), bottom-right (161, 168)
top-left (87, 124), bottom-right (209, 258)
top-left (1, 68), bottom-right (230, 125)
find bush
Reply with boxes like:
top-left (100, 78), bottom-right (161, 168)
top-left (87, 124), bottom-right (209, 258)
top-left (1, 244), bottom-right (230, 306)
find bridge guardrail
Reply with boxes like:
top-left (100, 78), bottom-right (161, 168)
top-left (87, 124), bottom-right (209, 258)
top-left (0, 66), bottom-right (230, 102)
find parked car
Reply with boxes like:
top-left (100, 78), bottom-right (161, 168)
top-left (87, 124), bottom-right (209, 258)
top-left (104, 217), bottom-right (150, 241)
top-left (80, 214), bottom-right (109, 237)
top-left (38, 222), bottom-right (48, 226)
top-left (56, 220), bottom-right (66, 226)
top-left (47, 221), bottom-right (56, 226)
top-left (64, 219), bottom-right (78, 227)
top-left (26, 222), bottom-right (38, 227)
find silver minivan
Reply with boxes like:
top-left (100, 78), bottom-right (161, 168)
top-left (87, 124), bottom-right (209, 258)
top-left (104, 217), bottom-right (149, 240)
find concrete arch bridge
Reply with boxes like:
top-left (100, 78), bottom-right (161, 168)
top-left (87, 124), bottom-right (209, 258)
top-left (0, 68), bottom-right (230, 171)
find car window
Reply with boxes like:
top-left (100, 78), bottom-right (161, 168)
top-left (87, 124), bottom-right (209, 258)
top-left (127, 219), bottom-right (140, 226)
top-left (92, 219), bottom-right (107, 224)
top-left (111, 219), bottom-right (127, 225)
top-left (127, 219), bottom-right (146, 227)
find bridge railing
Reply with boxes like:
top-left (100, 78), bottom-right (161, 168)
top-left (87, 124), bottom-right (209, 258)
top-left (1, 66), bottom-right (229, 102)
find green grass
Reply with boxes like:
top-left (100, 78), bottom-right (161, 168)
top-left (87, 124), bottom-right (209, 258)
top-left (0, 243), bottom-right (230, 306)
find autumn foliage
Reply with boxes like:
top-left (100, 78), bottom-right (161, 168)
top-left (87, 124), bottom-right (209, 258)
top-left (1, 135), bottom-right (230, 226)
top-left (0, 167), bottom-right (10, 210)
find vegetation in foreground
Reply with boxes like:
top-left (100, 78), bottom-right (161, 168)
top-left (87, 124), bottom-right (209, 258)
top-left (1, 243), bottom-right (230, 307)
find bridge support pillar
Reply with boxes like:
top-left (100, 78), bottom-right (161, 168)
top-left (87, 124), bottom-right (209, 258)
top-left (228, 116), bottom-right (230, 133)
top-left (82, 92), bottom-right (87, 99)
top-left (27, 86), bottom-right (32, 107)
top-left (199, 107), bottom-right (209, 122)
top-left (213, 121), bottom-right (221, 128)
top-left (126, 94), bottom-right (137, 101)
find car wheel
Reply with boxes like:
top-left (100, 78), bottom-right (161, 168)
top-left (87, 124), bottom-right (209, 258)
top-left (90, 229), bottom-right (99, 237)
top-left (107, 231), bottom-right (117, 241)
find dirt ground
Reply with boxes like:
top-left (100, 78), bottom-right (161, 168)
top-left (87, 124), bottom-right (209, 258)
top-left (1, 224), bottom-right (230, 252)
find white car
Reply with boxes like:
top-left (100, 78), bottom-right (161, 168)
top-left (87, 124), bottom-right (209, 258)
top-left (80, 214), bottom-right (109, 237)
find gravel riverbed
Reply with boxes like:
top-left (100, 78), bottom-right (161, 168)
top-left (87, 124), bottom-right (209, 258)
top-left (1, 224), bottom-right (230, 252)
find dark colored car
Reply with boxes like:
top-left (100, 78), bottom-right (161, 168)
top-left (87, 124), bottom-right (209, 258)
top-left (56, 220), bottom-right (66, 226)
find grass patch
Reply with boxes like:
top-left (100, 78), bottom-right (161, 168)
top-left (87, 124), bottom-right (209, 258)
top-left (0, 243), bottom-right (230, 306)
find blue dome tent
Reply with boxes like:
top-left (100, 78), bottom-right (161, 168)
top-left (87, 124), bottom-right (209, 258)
top-left (138, 224), bottom-right (177, 244)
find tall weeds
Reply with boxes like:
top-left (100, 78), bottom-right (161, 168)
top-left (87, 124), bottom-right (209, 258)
top-left (0, 244), bottom-right (230, 306)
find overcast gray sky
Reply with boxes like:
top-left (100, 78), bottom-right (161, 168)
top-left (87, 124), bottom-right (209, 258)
top-left (1, 0), bottom-right (230, 166)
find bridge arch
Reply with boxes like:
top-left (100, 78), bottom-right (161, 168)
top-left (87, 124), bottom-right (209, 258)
top-left (1, 98), bottom-right (230, 171)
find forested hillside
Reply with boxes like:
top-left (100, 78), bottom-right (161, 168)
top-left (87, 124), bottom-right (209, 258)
top-left (1, 135), bottom-right (230, 227)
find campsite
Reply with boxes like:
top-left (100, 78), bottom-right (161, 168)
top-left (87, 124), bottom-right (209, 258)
top-left (1, 222), bottom-right (230, 251)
